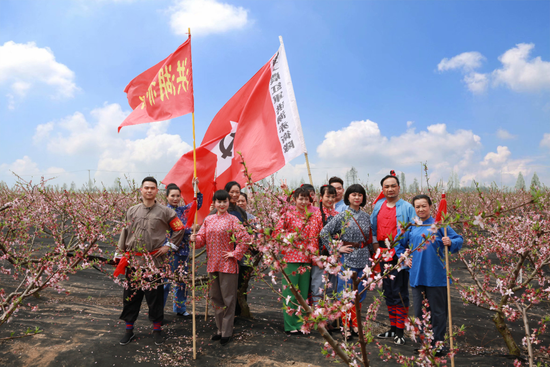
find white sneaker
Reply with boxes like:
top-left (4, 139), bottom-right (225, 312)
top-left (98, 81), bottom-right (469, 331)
top-left (394, 335), bottom-right (406, 345)
top-left (377, 330), bottom-right (395, 339)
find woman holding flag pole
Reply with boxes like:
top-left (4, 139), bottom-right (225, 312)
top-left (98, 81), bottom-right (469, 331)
top-left (408, 194), bottom-right (463, 358)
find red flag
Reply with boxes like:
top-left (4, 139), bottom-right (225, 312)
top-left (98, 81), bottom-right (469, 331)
top-left (373, 191), bottom-right (385, 206)
top-left (118, 37), bottom-right (194, 132)
top-left (163, 42), bottom-right (307, 222)
top-left (184, 199), bottom-right (197, 229)
top-left (435, 193), bottom-right (447, 222)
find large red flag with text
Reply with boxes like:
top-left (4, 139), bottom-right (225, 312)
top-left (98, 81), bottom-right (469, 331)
top-left (118, 37), bottom-right (194, 132)
top-left (163, 43), bottom-right (307, 222)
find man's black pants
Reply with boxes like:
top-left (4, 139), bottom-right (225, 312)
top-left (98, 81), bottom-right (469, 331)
top-left (119, 270), bottom-right (164, 324)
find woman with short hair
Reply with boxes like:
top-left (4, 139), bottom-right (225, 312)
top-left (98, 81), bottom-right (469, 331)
top-left (409, 194), bottom-right (463, 355)
top-left (320, 184), bottom-right (372, 339)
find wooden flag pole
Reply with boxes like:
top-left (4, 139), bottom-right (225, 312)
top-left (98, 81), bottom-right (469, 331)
top-left (304, 152), bottom-right (314, 186)
top-left (188, 28), bottom-right (198, 361)
top-left (444, 227), bottom-right (455, 367)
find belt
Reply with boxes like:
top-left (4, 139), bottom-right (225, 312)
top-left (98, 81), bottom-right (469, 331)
top-left (343, 241), bottom-right (364, 249)
top-left (113, 249), bottom-right (160, 277)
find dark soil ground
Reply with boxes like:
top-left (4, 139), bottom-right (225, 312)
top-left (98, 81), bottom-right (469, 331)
top-left (1, 250), bottom-right (548, 367)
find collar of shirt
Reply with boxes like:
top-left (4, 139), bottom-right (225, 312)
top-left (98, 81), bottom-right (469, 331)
top-left (346, 207), bottom-right (361, 215)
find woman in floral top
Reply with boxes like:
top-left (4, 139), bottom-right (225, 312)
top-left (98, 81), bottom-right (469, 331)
top-left (320, 184), bottom-right (372, 339)
top-left (273, 187), bottom-right (317, 335)
top-left (163, 179), bottom-right (203, 317)
top-left (190, 190), bottom-right (251, 345)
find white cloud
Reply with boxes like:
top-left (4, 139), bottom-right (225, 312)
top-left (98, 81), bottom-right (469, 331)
top-left (439, 43), bottom-right (550, 94)
top-left (0, 156), bottom-right (67, 181)
top-left (541, 133), bottom-right (550, 149)
top-left (460, 146), bottom-right (533, 186)
top-left (312, 119), bottom-right (545, 189)
top-left (168, 0), bottom-right (249, 37)
top-left (32, 103), bottom-right (192, 185)
top-left (406, 121), bottom-right (414, 128)
top-left (438, 51), bottom-right (486, 72)
top-left (317, 120), bottom-right (481, 170)
top-left (33, 122), bottom-right (55, 144)
top-left (464, 72), bottom-right (488, 94)
top-left (492, 43), bottom-right (550, 92)
top-left (0, 41), bottom-right (78, 105)
top-left (496, 128), bottom-right (516, 140)
top-left (481, 146), bottom-right (510, 166)
top-left (0, 156), bottom-right (40, 176)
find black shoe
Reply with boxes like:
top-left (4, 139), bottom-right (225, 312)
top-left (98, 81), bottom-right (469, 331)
top-left (120, 330), bottom-right (135, 345)
top-left (220, 336), bottom-right (231, 345)
top-left (177, 311), bottom-right (191, 318)
top-left (211, 334), bottom-right (222, 341)
top-left (285, 330), bottom-right (303, 336)
top-left (376, 330), bottom-right (395, 339)
top-left (153, 330), bottom-right (163, 345)
top-left (434, 346), bottom-right (448, 357)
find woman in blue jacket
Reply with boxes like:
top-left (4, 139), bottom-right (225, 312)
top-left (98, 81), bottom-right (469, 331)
top-left (409, 194), bottom-right (463, 352)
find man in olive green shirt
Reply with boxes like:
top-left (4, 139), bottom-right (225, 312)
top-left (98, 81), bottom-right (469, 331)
top-left (116, 177), bottom-right (185, 346)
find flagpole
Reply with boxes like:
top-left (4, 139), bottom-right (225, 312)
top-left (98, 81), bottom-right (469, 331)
top-left (188, 27), bottom-right (198, 361)
top-left (445, 226), bottom-right (455, 367)
top-left (278, 36), bottom-right (313, 186)
top-left (304, 152), bottom-right (314, 186)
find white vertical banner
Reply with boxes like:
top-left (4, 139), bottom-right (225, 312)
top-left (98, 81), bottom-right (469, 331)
top-left (268, 37), bottom-right (308, 164)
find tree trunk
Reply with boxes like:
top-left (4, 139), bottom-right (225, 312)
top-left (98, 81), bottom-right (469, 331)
top-left (236, 254), bottom-right (263, 319)
top-left (237, 267), bottom-right (253, 318)
top-left (492, 311), bottom-right (521, 356)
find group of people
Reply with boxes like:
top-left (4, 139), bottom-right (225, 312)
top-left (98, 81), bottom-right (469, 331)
top-left (114, 171), bottom-right (463, 356)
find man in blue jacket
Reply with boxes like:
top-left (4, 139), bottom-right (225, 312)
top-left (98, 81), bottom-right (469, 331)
top-left (371, 171), bottom-right (416, 345)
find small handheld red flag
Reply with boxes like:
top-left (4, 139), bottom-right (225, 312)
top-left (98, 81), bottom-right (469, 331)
top-left (435, 193), bottom-right (448, 223)
top-left (184, 199), bottom-right (198, 229)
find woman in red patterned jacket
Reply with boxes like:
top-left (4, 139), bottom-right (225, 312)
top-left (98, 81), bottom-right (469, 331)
top-left (190, 190), bottom-right (251, 346)
top-left (273, 187), bottom-right (318, 335)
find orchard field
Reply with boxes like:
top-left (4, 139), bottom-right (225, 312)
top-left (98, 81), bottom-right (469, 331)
top-left (0, 175), bottom-right (549, 367)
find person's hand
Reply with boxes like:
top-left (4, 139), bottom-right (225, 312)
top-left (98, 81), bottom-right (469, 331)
top-left (222, 251), bottom-right (235, 259)
top-left (442, 236), bottom-right (451, 247)
top-left (190, 234), bottom-right (197, 243)
top-left (338, 244), bottom-right (354, 254)
top-left (209, 202), bottom-right (214, 211)
top-left (191, 224), bottom-right (200, 232)
top-left (154, 246), bottom-right (170, 257)
top-left (192, 177), bottom-right (199, 192)
top-left (280, 179), bottom-right (289, 192)
top-left (113, 251), bottom-right (122, 260)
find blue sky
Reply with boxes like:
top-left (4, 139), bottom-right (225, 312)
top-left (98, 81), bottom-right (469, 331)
top-left (1, 0), bottom-right (549, 189)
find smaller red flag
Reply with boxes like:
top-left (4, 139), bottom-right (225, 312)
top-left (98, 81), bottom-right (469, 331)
top-left (118, 37), bottom-right (194, 132)
top-left (435, 193), bottom-right (447, 222)
top-left (184, 199), bottom-right (198, 229)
